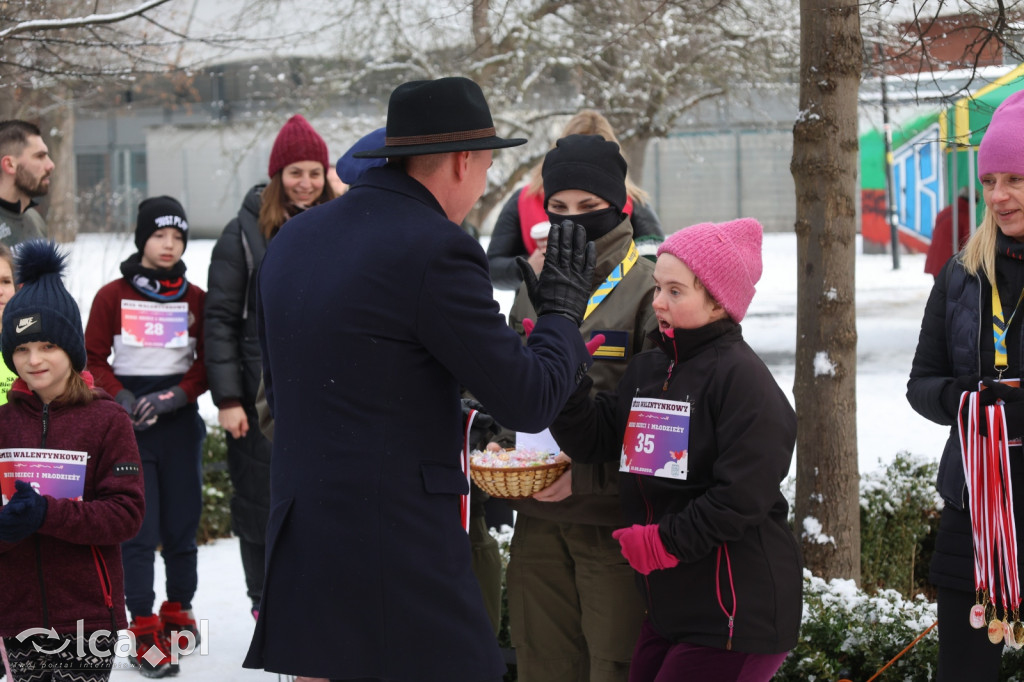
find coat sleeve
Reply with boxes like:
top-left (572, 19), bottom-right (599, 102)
top-left (36, 408), bottom-right (145, 546)
top-left (84, 283), bottom-right (125, 398)
top-left (204, 219), bottom-right (249, 406)
top-left (177, 288), bottom-right (209, 402)
top-left (486, 189), bottom-right (530, 291)
top-left (417, 231), bottom-right (591, 433)
top-left (659, 359), bottom-right (797, 564)
top-left (550, 374), bottom-right (629, 465)
top-left (907, 259), bottom-right (959, 426)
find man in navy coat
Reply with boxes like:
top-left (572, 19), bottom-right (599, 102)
top-left (244, 77), bottom-right (596, 681)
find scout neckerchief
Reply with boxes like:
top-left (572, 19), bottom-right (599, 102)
top-left (583, 240), bottom-right (639, 320)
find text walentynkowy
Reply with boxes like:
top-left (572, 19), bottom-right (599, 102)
top-left (0, 448), bottom-right (89, 503)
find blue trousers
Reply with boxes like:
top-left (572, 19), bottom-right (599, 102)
top-left (122, 407), bottom-right (205, 619)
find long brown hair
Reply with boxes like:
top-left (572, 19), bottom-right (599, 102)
top-left (526, 109), bottom-right (649, 204)
top-left (258, 169), bottom-right (337, 241)
top-left (54, 370), bottom-right (96, 406)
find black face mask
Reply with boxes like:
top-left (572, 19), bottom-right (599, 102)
top-left (545, 207), bottom-right (622, 242)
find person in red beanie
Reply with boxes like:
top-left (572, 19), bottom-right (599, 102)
top-left (204, 114), bottom-right (337, 621)
top-left (549, 218), bottom-right (803, 682)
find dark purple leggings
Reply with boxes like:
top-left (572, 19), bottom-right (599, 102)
top-left (629, 619), bottom-right (789, 682)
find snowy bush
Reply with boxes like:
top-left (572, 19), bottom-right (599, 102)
top-left (197, 425), bottom-right (233, 544)
top-left (860, 451), bottom-right (942, 597)
top-left (775, 570), bottom-right (940, 681)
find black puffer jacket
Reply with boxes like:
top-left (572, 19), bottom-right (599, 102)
top-left (205, 185), bottom-right (266, 408)
top-left (551, 320), bottom-right (802, 654)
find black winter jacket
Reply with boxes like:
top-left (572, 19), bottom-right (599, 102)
top-left (551, 320), bottom-right (802, 654)
top-left (205, 185), bottom-right (267, 408)
top-left (908, 244), bottom-right (1024, 509)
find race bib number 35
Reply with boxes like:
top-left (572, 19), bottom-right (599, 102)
top-left (620, 397), bottom-right (690, 480)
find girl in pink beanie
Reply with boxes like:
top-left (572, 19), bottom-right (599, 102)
top-left (550, 218), bottom-right (802, 681)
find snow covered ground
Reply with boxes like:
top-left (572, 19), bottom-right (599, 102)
top-left (1, 230), bottom-right (945, 680)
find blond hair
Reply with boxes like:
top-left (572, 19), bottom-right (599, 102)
top-left (959, 206), bottom-right (998, 288)
top-left (527, 109), bottom-right (649, 204)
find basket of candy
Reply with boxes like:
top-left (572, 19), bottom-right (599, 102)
top-left (469, 448), bottom-right (569, 500)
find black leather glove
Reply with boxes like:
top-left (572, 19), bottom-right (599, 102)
top-left (941, 374), bottom-right (981, 421)
top-left (0, 480), bottom-right (48, 543)
top-left (515, 221), bottom-right (595, 327)
top-left (462, 399), bottom-right (501, 451)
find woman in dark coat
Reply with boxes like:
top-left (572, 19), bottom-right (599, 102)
top-left (551, 219), bottom-right (802, 682)
top-left (907, 90), bottom-right (1024, 681)
top-left (204, 114), bottom-right (335, 616)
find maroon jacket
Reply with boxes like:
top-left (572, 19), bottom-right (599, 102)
top-left (0, 378), bottom-right (145, 636)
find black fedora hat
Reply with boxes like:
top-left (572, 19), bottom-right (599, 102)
top-left (354, 77), bottom-right (527, 158)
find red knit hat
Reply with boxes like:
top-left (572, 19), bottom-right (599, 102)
top-left (656, 218), bottom-right (763, 322)
top-left (267, 114), bottom-right (329, 178)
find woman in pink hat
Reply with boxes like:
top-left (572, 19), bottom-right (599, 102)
top-left (204, 114), bottom-right (337, 620)
top-left (908, 89), bottom-right (1024, 680)
top-left (550, 218), bottom-right (802, 681)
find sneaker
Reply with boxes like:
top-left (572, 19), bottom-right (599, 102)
top-left (128, 614), bottom-right (175, 678)
top-left (159, 600), bottom-right (200, 653)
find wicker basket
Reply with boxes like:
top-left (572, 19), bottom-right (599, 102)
top-left (470, 460), bottom-right (570, 500)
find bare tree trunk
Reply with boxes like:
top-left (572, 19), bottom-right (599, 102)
top-left (620, 136), bottom-right (649, 188)
top-left (46, 88), bottom-right (78, 243)
top-left (790, 0), bottom-right (862, 582)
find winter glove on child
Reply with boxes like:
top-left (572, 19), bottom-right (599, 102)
top-left (0, 480), bottom-right (48, 543)
top-left (612, 524), bottom-right (679, 575)
top-left (132, 386), bottom-right (188, 431)
top-left (515, 221), bottom-right (596, 327)
top-left (462, 398), bottom-right (502, 451)
top-left (115, 389), bottom-right (136, 414)
top-left (521, 318), bottom-right (606, 356)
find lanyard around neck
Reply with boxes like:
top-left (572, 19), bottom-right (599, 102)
top-left (991, 284), bottom-right (1024, 375)
top-left (584, 241), bottom-right (638, 321)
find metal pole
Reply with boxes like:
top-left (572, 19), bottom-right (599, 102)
top-left (950, 143), bottom-right (959, 257)
top-left (880, 70), bottom-right (901, 269)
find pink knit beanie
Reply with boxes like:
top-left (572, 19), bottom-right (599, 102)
top-left (978, 90), bottom-right (1024, 178)
top-left (268, 114), bottom-right (329, 178)
top-left (656, 218), bottom-right (763, 322)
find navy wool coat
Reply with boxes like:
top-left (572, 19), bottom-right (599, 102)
top-left (243, 164), bottom-right (590, 681)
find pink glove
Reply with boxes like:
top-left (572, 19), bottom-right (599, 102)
top-left (522, 318), bottom-right (605, 355)
top-left (612, 524), bottom-right (679, 575)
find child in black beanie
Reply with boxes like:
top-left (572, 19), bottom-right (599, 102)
top-left (84, 196), bottom-right (208, 677)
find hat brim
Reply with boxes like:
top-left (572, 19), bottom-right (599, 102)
top-left (353, 136), bottom-right (527, 159)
